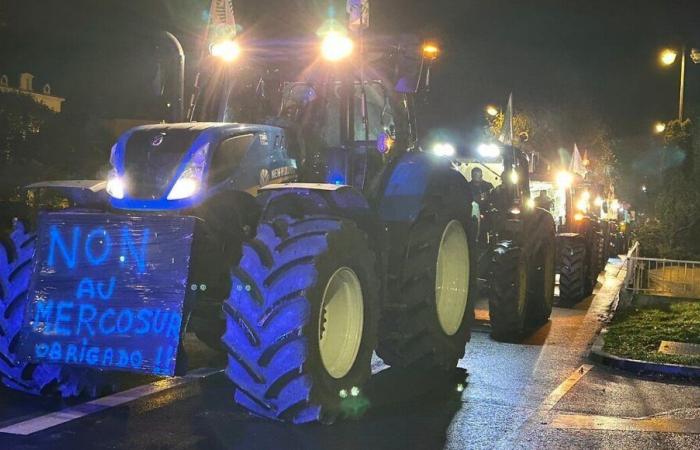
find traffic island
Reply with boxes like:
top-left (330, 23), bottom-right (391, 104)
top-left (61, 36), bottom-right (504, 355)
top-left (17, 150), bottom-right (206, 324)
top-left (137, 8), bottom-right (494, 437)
top-left (591, 299), bottom-right (700, 378)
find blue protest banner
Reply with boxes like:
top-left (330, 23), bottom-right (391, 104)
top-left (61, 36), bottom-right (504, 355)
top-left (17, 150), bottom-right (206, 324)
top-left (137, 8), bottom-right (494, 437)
top-left (18, 212), bottom-right (195, 376)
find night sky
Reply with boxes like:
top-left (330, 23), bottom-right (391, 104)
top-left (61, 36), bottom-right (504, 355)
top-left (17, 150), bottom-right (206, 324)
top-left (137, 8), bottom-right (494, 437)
top-left (2, 0), bottom-right (700, 157)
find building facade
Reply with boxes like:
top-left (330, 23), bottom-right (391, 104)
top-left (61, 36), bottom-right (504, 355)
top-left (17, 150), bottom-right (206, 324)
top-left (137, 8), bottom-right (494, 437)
top-left (0, 72), bottom-right (65, 113)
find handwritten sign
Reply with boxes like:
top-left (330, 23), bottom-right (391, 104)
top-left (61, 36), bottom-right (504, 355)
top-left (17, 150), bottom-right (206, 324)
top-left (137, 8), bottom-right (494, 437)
top-left (19, 212), bottom-right (195, 376)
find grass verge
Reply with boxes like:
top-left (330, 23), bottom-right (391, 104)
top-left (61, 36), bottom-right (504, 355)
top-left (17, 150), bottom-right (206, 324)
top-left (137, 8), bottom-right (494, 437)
top-left (603, 300), bottom-right (700, 366)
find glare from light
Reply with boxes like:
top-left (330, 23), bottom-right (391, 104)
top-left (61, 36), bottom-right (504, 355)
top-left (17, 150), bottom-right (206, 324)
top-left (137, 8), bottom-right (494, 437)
top-left (611, 199), bottom-right (620, 211)
top-left (210, 39), bottom-right (241, 62)
top-left (509, 170), bottom-right (519, 184)
top-left (576, 199), bottom-right (589, 212)
top-left (556, 171), bottom-right (573, 189)
top-left (641, 185), bottom-right (648, 193)
top-left (594, 196), bottom-right (604, 207)
top-left (510, 206), bottom-right (521, 215)
top-left (350, 386), bottom-right (360, 397)
top-left (433, 142), bottom-right (456, 157)
top-left (574, 213), bottom-right (584, 221)
top-left (321, 32), bottom-right (354, 61)
top-left (456, 383), bottom-right (465, 393)
top-left (581, 191), bottom-right (591, 201)
top-left (660, 48), bottom-right (678, 66)
top-left (106, 175), bottom-right (125, 199)
top-left (167, 177), bottom-right (200, 200)
top-left (654, 122), bottom-right (666, 134)
top-left (486, 105), bottom-right (499, 117)
top-left (526, 198), bottom-right (535, 209)
top-left (339, 389), bottom-right (348, 398)
top-left (477, 143), bottom-right (501, 158)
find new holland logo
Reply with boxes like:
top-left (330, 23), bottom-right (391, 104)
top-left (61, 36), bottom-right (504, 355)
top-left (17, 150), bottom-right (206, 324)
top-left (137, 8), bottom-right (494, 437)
top-left (151, 134), bottom-right (165, 146)
top-left (259, 169), bottom-right (270, 186)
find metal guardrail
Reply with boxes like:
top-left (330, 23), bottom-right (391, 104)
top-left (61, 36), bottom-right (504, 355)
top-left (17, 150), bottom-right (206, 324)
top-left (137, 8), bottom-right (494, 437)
top-left (624, 242), bottom-right (700, 298)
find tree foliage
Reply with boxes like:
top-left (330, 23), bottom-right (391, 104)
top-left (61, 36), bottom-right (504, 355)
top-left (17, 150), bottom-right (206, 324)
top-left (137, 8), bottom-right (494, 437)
top-left (0, 92), bottom-right (112, 201)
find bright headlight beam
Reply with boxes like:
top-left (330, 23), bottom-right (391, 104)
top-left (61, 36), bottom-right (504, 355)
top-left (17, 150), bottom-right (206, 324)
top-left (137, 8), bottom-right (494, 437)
top-left (477, 143), bottom-right (501, 158)
top-left (433, 143), bottom-right (456, 157)
top-left (321, 32), bottom-right (354, 61)
top-left (210, 39), bottom-right (241, 62)
top-left (106, 175), bottom-right (124, 199)
top-left (167, 177), bottom-right (200, 200)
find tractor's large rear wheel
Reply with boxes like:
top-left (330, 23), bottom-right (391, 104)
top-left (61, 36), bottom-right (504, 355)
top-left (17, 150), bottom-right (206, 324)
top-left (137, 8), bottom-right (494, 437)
top-left (526, 230), bottom-right (556, 326)
top-left (377, 204), bottom-right (474, 370)
top-left (0, 220), bottom-right (114, 397)
top-left (557, 237), bottom-right (588, 307)
top-left (222, 215), bottom-right (378, 424)
top-left (488, 241), bottom-right (528, 341)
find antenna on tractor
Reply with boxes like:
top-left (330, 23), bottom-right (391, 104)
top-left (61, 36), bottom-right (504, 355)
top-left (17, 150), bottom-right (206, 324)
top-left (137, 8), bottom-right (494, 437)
top-left (347, 0), bottom-right (370, 140)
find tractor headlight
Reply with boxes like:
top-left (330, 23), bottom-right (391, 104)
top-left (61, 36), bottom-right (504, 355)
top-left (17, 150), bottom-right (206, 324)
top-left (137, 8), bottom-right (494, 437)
top-left (106, 171), bottom-right (125, 199)
top-left (321, 32), bottom-right (354, 61)
top-left (477, 143), bottom-right (501, 158)
top-left (576, 198), bottom-right (589, 212)
top-left (167, 143), bottom-right (209, 200)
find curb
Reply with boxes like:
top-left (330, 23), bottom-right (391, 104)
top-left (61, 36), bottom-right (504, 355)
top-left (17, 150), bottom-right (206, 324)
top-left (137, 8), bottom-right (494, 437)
top-left (590, 331), bottom-right (700, 379)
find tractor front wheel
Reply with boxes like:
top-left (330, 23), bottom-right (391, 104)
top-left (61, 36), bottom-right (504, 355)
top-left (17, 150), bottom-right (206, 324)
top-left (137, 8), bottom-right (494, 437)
top-left (222, 215), bottom-right (378, 424)
top-left (488, 241), bottom-right (528, 342)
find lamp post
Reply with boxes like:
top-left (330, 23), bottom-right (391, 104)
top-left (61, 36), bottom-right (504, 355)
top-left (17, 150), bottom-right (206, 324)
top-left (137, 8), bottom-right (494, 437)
top-left (659, 45), bottom-right (700, 121)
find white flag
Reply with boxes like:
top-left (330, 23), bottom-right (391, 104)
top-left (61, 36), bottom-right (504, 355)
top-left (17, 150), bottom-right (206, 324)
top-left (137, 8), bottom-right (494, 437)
top-left (206, 0), bottom-right (237, 41)
top-left (498, 93), bottom-right (513, 146)
top-left (570, 143), bottom-right (587, 177)
top-left (347, 0), bottom-right (370, 30)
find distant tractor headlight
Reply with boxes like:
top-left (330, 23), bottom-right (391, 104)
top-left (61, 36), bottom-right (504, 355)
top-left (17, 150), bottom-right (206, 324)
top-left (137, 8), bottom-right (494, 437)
top-left (477, 143), bottom-right (501, 158)
top-left (167, 143), bottom-right (209, 200)
top-left (576, 198), bottom-right (589, 212)
top-left (106, 172), bottom-right (125, 199)
top-left (556, 171), bottom-right (573, 189)
top-left (594, 196), bottom-right (604, 207)
top-left (432, 142), bottom-right (456, 157)
top-left (321, 32), bottom-right (354, 61)
top-left (210, 39), bottom-right (241, 62)
top-left (509, 170), bottom-right (519, 184)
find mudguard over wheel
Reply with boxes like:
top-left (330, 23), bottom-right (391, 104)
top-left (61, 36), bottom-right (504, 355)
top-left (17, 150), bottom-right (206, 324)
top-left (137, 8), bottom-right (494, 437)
top-left (223, 215), bottom-right (378, 424)
top-left (0, 221), bottom-right (108, 397)
top-left (488, 241), bottom-right (527, 341)
top-left (557, 236), bottom-right (588, 307)
top-left (377, 195), bottom-right (474, 370)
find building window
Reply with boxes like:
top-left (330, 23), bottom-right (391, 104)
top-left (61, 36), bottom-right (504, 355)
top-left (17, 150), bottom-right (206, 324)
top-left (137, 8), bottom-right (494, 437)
top-left (43, 84), bottom-right (51, 95)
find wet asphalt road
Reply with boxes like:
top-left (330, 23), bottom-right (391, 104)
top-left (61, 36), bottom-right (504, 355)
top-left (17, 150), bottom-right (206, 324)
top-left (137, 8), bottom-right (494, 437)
top-left (0, 259), bottom-right (698, 450)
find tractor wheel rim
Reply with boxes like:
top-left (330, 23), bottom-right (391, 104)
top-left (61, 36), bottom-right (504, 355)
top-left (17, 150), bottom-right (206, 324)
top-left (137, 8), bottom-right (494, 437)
top-left (319, 267), bottom-right (364, 379)
top-left (435, 220), bottom-right (470, 336)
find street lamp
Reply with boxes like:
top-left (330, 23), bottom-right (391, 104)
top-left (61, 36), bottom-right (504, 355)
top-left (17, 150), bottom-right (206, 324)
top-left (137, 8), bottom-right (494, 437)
top-left (653, 121), bottom-right (666, 134)
top-left (659, 48), bottom-right (677, 66)
top-left (658, 46), bottom-right (700, 121)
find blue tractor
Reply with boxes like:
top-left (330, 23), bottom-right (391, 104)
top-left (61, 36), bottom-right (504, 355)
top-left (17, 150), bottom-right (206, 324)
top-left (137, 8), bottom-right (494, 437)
top-left (0, 20), bottom-right (539, 424)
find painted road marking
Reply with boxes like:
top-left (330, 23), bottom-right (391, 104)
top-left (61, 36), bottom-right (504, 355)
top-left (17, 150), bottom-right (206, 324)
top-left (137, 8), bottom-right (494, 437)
top-left (551, 413), bottom-right (700, 434)
top-left (0, 369), bottom-right (222, 436)
top-left (540, 364), bottom-right (593, 411)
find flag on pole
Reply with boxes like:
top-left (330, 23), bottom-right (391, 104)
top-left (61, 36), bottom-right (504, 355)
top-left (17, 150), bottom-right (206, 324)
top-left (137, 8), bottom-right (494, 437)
top-left (206, 0), bottom-right (237, 43)
top-left (570, 143), bottom-right (587, 177)
top-left (347, 0), bottom-right (370, 30)
top-left (498, 93), bottom-right (514, 146)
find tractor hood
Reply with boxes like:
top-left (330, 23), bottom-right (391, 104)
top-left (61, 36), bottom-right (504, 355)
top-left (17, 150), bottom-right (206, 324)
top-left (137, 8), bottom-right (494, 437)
top-left (108, 122), bottom-right (276, 210)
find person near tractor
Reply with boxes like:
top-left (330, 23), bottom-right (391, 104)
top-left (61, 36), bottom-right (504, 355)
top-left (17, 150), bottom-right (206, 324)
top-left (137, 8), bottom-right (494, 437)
top-left (535, 190), bottom-right (553, 211)
top-left (468, 167), bottom-right (494, 208)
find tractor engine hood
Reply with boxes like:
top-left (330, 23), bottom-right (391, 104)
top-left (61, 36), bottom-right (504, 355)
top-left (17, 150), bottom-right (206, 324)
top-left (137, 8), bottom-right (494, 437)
top-left (107, 122), bottom-right (272, 210)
